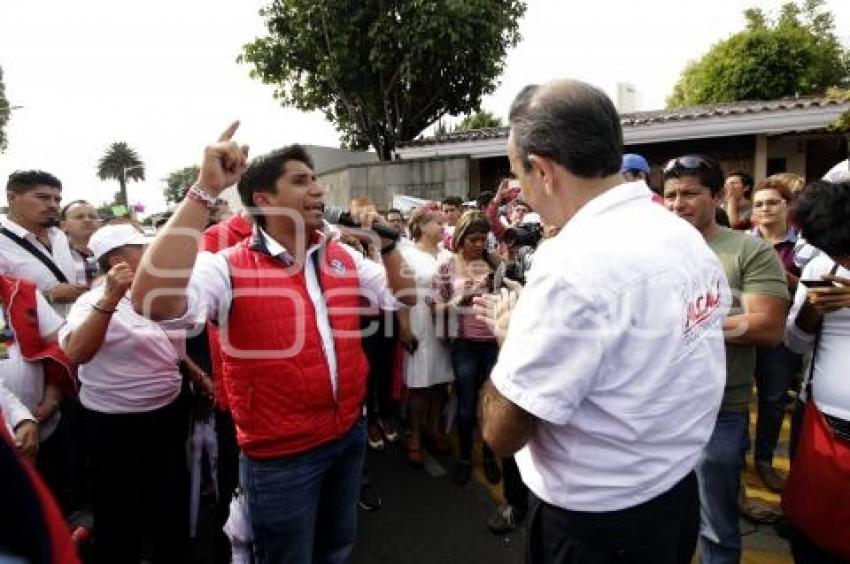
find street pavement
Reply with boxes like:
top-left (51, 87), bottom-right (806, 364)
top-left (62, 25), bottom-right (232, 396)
top-left (190, 404), bottom-right (793, 563)
top-left (352, 407), bottom-right (794, 564)
top-left (352, 444), bottom-right (523, 564)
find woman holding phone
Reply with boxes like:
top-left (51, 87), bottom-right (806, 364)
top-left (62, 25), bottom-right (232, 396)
top-left (748, 177), bottom-right (802, 492)
top-left (397, 204), bottom-right (454, 466)
top-left (432, 210), bottom-right (502, 486)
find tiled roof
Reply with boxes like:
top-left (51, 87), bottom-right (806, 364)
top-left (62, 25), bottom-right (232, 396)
top-left (400, 97), bottom-right (849, 148)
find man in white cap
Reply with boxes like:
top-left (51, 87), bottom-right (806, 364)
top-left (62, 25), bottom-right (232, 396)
top-left (60, 223), bottom-right (202, 564)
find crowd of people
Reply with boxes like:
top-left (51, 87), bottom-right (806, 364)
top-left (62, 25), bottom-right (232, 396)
top-left (0, 78), bottom-right (849, 564)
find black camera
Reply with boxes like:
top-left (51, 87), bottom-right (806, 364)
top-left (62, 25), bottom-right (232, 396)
top-left (504, 224), bottom-right (542, 249)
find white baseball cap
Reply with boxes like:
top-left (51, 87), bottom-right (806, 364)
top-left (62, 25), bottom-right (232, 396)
top-left (89, 224), bottom-right (151, 261)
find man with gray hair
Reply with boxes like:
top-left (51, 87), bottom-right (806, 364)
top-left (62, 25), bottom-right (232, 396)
top-left (475, 79), bottom-right (729, 563)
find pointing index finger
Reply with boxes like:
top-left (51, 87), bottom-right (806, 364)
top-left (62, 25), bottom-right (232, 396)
top-left (218, 121), bottom-right (240, 142)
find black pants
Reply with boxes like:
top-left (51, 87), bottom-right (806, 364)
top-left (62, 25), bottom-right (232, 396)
top-left (362, 314), bottom-right (397, 423)
top-left (214, 408), bottom-right (240, 564)
top-left (503, 456), bottom-right (528, 518)
top-left (82, 399), bottom-right (189, 564)
top-left (526, 472), bottom-right (699, 564)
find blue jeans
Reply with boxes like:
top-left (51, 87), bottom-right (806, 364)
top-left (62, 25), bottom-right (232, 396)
top-left (696, 411), bottom-right (749, 564)
top-left (240, 419), bottom-right (366, 564)
top-left (451, 339), bottom-right (499, 460)
top-left (754, 343), bottom-right (800, 463)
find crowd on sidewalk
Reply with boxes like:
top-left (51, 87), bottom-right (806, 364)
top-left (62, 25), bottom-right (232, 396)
top-left (1, 78), bottom-right (850, 564)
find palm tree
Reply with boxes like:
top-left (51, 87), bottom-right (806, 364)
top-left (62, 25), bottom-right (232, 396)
top-left (96, 141), bottom-right (145, 206)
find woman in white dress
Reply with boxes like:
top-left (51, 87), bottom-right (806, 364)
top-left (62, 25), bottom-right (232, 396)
top-left (398, 205), bottom-right (454, 466)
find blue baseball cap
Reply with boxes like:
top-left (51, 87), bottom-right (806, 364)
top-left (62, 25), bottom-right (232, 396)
top-left (621, 154), bottom-right (650, 174)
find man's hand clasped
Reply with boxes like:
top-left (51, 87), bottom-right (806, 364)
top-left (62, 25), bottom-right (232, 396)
top-left (14, 420), bottom-right (39, 460)
top-left (472, 278), bottom-right (522, 345)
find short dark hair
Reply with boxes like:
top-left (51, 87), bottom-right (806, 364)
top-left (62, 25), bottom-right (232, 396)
top-left (60, 199), bottom-right (92, 220)
top-left (476, 191), bottom-right (494, 209)
top-left (509, 80), bottom-right (623, 178)
top-left (662, 155), bottom-right (725, 196)
top-left (727, 171), bottom-right (754, 191)
top-left (793, 180), bottom-right (850, 258)
top-left (6, 170), bottom-right (62, 194)
top-left (441, 196), bottom-right (463, 208)
top-left (237, 145), bottom-right (313, 225)
top-left (386, 208), bottom-right (403, 218)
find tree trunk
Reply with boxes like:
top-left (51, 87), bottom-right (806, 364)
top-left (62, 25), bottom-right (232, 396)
top-left (119, 177), bottom-right (128, 207)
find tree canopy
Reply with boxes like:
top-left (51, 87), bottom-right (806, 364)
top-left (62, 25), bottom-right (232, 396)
top-left (96, 142), bottom-right (145, 206)
top-left (667, 0), bottom-right (849, 108)
top-left (455, 111), bottom-right (504, 131)
top-left (163, 165), bottom-right (200, 204)
top-left (239, 0), bottom-right (525, 160)
top-left (0, 66), bottom-right (10, 153)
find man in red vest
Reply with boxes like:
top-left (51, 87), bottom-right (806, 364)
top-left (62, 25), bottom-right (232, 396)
top-left (131, 122), bottom-right (416, 564)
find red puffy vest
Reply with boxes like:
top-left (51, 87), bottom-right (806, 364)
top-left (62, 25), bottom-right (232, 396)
top-left (222, 239), bottom-right (369, 459)
top-left (199, 213), bottom-right (253, 411)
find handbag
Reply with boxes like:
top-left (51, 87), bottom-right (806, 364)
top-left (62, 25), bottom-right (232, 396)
top-left (781, 263), bottom-right (850, 560)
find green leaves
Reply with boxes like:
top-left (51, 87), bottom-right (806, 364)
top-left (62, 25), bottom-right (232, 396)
top-left (455, 111), bottom-right (504, 131)
top-left (0, 66), bottom-right (10, 153)
top-left (163, 165), bottom-right (201, 204)
top-left (240, 0), bottom-right (525, 159)
top-left (668, 0), bottom-right (849, 108)
top-left (96, 142), bottom-right (145, 206)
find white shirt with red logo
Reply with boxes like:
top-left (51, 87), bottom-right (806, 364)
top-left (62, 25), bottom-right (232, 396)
top-left (491, 181), bottom-right (730, 512)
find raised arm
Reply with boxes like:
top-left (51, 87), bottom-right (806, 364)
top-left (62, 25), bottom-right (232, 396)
top-left (131, 122), bottom-right (248, 321)
top-left (62, 262), bottom-right (133, 364)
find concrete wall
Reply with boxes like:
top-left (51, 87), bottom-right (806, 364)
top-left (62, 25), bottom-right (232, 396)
top-left (320, 157), bottom-right (470, 210)
top-left (304, 145), bottom-right (377, 175)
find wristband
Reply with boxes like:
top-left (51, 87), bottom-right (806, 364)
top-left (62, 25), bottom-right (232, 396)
top-left (380, 240), bottom-right (398, 256)
top-left (185, 184), bottom-right (218, 210)
top-left (92, 303), bottom-right (117, 314)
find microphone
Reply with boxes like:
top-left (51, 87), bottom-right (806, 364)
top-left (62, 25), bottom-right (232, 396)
top-left (324, 206), bottom-right (400, 241)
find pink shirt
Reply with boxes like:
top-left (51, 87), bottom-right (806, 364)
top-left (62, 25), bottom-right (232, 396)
top-left (432, 255), bottom-right (495, 341)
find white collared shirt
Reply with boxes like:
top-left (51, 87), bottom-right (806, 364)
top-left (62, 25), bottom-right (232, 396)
top-left (160, 228), bottom-right (402, 398)
top-left (0, 217), bottom-right (80, 317)
top-left (1, 376), bottom-right (33, 436)
top-left (491, 181), bottom-right (729, 512)
top-left (60, 284), bottom-right (186, 414)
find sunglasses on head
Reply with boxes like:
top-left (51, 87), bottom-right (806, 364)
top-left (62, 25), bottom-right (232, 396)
top-left (662, 155), bottom-right (718, 176)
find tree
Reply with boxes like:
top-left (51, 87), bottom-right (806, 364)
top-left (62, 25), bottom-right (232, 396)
top-left (163, 165), bottom-right (200, 204)
top-left (668, 0), bottom-right (850, 108)
top-left (827, 87), bottom-right (850, 132)
top-left (239, 0), bottom-right (526, 160)
top-left (0, 66), bottom-right (10, 153)
top-left (455, 111), bottom-right (504, 131)
top-left (96, 142), bottom-right (145, 206)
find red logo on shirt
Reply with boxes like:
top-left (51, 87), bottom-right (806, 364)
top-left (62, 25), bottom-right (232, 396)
top-left (684, 278), bottom-right (723, 334)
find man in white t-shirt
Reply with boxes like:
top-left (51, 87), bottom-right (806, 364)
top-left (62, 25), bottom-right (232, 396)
top-left (475, 79), bottom-right (729, 564)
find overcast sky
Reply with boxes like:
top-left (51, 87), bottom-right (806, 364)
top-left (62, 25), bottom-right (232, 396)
top-left (1, 0), bottom-right (848, 214)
